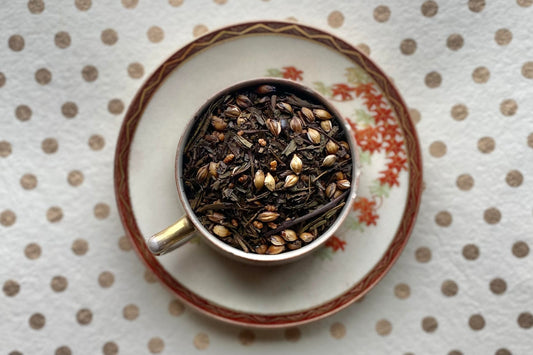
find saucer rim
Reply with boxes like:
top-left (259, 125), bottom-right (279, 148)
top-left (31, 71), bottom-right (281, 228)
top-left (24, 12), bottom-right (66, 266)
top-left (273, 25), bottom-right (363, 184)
top-left (114, 20), bottom-right (423, 328)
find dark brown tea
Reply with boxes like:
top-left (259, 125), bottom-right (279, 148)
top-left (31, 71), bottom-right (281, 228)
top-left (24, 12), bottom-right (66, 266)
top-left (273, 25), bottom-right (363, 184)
top-left (182, 82), bottom-right (353, 254)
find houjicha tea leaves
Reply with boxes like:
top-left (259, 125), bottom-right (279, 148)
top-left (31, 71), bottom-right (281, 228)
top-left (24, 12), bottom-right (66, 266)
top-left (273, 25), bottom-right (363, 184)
top-left (182, 83), bottom-right (353, 254)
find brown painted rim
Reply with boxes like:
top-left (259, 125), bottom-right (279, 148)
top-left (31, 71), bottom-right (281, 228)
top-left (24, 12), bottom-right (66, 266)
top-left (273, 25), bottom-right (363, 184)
top-left (114, 20), bottom-right (423, 328)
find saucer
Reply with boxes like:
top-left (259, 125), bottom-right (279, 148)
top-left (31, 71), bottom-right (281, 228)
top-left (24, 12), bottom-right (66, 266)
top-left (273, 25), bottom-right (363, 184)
top-left (114, 21), bottom-right (422, 328)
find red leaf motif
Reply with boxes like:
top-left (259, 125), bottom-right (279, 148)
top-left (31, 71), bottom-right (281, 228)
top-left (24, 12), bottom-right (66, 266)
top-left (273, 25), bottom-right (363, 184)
top-left (363, 93), bottom-right (383, 110)
top-left (281, 66), bottom-right (303, 81)
top-left (331, 83), bottom-right (355, 101)
top-left (352, 197), bottom-right (379, 226)
top-left (325, 235), bottom-right (347, 252)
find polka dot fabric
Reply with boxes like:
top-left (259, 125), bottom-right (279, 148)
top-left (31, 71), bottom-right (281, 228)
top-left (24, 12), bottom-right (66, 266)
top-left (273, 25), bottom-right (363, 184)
top-left (1, 1), bottom-right (531, 354)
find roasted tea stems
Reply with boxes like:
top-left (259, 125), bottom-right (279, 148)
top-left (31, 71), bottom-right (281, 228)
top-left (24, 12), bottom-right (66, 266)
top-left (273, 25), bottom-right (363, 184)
top-left (264, 190), bottom-right (349, 237)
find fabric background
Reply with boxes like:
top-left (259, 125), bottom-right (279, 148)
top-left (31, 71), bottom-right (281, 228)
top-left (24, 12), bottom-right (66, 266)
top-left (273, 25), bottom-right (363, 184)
top-left (1, 0), bottom-right (532, 354)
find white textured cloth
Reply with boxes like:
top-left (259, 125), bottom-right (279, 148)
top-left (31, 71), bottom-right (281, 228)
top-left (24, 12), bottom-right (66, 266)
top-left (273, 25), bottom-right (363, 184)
top-left (1, 0), bottom-right (532, 354)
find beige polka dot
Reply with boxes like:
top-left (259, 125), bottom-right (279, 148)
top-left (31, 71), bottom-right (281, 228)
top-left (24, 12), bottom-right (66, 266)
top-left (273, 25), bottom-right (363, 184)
top-left (0, 72), bottom-right (5, 87)
top-left (394, 283), bottom-right (410, 299)
top-left (3, 279), bottom-right (20, 297)
top-left (285, 16), bottom-right (298, 22)
top-left (495, 349), bottom-right (512, 355)
top-left (25, 243), bottom-right (41, 259)
top-left (518, 312), bottom-right (533, 328)
top-left (329, 322), bottom-right (346, 339)
top-left (415, 246), bottom-right (431, 262)
top-left (8, 35), bottom-right (25, 52)
top-left (449, 351), bottom-right (463, 355)
top-left (468, 0), bottom-right (485, 12)
top-left (123, 304), bottom-right (139, 320)
top-left (400, 39), bottom-right (417, 55)
top-left (29, 313), bottom-right (45, 329)
top-left (61, 102), bottom-right (78, 119)
top-left (528, 133), bottom-right (533, 148)
top-left (98, 271), bottom-right (114, 288)
top-left (42, 137), bottom-right (58, 154)
top-left (429, 141), bottom-right (446, 157)
top-left (356, 43), bottom-right (371, 56)
top-left (15, 105), bottom-right (32, 122)
top-left (472, 66), bottom-right (490, 83)
top-left (101, 29), bottom-right (118, 46)
top-left (148, 26), bottom-right (164, 42)
top-left (495, 28), bottom-right (512, 46)
top-left (490, 278), bottom-right (507, 294)
top-left (477, 137), bottom-right (495, 153)
top-left (214, 0), bottom-right (227, 4)
top-left (484, 207), bottom-right (501, 224)
top-left (522, 62), bottom-right (533, 79)
top-left (75, 0), bottom-right (91, 11)
top-left (144, 269), bottom-right (157, 283)
top-left (517, 0), bottom-right (533, 6)
top-left (447, 34), bottom-right (464, 51)
top-left (505, 170), bottom-right (523, 187)
top-left (67, 170), bottom-right (84, 186)
top-left (512, 241), bottom-right (529, 258)
top-left (20, 173), bottom-right (37, 190)
top-left (76, 308), bottom-right (92, 325)
top-left (46, 206), bottom-right (63, 223)
top-left (1, 209), bottom-right (16, 226)
top-left (168, 299), bottom-right (185, 316)
top-left (51, 275), bottom-right (68, 292)
top-left (451, 104), bottom-right (468, 121)
top-left (441, 280), bottom-right (458, 296)
top-left (89, 134), bottom-right (105, 150)
top-left (0, 141), bottom-right (12, 157)
top-left (409, 108), bottom-right (420, 124)
top-left (121, 0), bottom-right (138, 8)
top-left (435, 211), bottom-right (452, 227)
top-left (373, 5), bottom-right (391, 22)
top-left (82, 65), bottom-right (98, 82)
top-left (128, 62), bottom-right (144, 79)
top-left (55, 346), bottom-right (71, 355)
top-left (462, 244), bottom-right (479, 260)
top-left (375, 319), bottom-right (392, 336)
top-left (9, 351), bottom-right (22, 355)
top-left (35, 68), bottom-right (52, 85)
top-left (193, 333), bottom-right (210, 350)
top-left (468, 314), bottom-right (485, 330)
top-left (421, 0), bottom-right (438, 17)
top-left (425, 71), bottom-right (442, 88)
top-left (193, 24), bottom-right (209, 37)
top-left (108, 99), bottom-right (125, 115)
top-left (103, 342), bottom-right (119, 355)
top-left (284, 327), bottom-right (301, 342)
top-left (54, 31), bottom-right (71, 49)
top-left (238, 329), bottom-right (255, 345)
top-left (28, 0), bottom-right (45, 14)
top-left (94, 203), bottom-right (110, 219)
top-left (421, 316), bottom-right (438, 333)
top-left (148, 337), bottom-right (164, 353)
top-left (72, 238), bottom-right (89, 255)
top-left (456, 174), bottom-right (474, 191)
top-left (118, 236), bottom-right (132, 251)
top-left (327, 11), bottom-right (344, 28)
top-left (169, 0), bottom-right (183, 6)
top-left (500, 99), bottom-right (518, 116)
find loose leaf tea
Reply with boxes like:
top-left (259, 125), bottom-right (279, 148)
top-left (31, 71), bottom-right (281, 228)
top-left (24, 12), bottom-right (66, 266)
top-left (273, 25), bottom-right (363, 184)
top-left (182, 82), bottom-right (353, 254)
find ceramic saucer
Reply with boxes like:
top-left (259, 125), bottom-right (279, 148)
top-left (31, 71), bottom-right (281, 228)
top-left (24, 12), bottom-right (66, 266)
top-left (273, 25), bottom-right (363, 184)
top-left (114, 21), bottom-right (422, 328)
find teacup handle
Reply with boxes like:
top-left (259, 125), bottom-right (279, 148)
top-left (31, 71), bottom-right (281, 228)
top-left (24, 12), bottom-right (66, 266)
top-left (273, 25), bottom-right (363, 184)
top-left (148, 216), bottom-right (196, 255)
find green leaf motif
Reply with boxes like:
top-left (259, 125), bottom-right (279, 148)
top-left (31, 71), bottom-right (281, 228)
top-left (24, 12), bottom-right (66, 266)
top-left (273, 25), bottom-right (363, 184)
top-left (313, 81), bottom-right (332, 97)
top-left (355, 109), bottom-right (375, 126)
top-left (370, 180), bottom-right (391, 198)
top-left (345, 67), bottom-right (371, 85)
top-left (315, 247), bottom-right (333, 260)
top-left (358, 149), bottom-right (372, 165)
top-left (266, 68), bottom-right (283, 77)
top-left (349, 219), bottom-right (364, 232)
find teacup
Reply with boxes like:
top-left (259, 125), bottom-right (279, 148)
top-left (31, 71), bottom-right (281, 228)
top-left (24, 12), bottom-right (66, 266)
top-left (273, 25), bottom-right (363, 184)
top-left (148, 78), bottom-right (359, 265)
